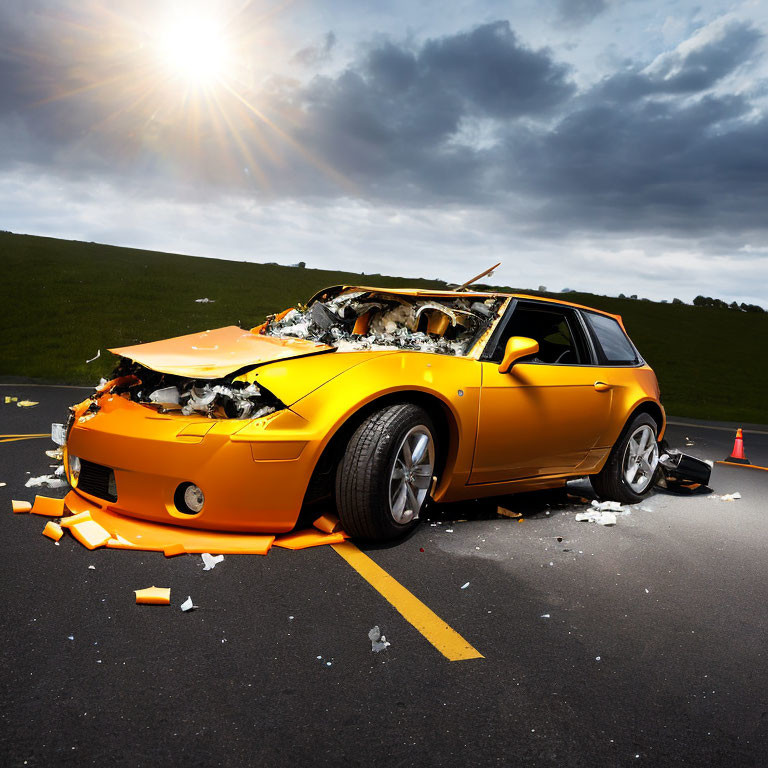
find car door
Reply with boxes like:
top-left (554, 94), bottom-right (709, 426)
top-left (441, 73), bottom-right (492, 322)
top-left (469, 300), bottom-right (613, 484)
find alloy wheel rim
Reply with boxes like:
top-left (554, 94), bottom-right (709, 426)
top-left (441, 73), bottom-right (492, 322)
top-left (622, 424), bottom-right (659, 494)
top-left (388, 426), bottom-right (435, 524)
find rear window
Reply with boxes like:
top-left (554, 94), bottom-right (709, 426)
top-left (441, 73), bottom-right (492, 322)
top-left (584, 312), bottom-right (639, 365)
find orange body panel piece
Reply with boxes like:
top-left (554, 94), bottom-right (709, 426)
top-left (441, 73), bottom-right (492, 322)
top-left (42, 521), bottom-right (64, 541)
top-left (30, 496), bottom-right (66, 517)
top-left (163, 544), bottom-right (187, 557)
top-left (70, 520), bottom-right (112, 549)
top-left (273, 529), bottom-right (346, 550)
top-left (135, 586), bottom-right (171, 605)
top-left (60, 510), bottom-right (93, 528)
top-left (313, 514), bottom-right (341, 534)
top-left (65, 491), bottom-right (275, 554)
top-left (109, 326), bottom-right (331, 378)
top-left (12, 500), bottom-right (32, 514)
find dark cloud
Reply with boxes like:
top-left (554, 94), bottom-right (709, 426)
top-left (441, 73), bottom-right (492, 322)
top-left (0, 6), bottom-right (766, 241)
top-left (555, 0), bottom-right (608, 27)
top-left (598, 20), bottom-right (763, 101)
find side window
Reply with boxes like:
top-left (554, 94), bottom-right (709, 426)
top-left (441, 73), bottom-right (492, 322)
top-left (490, 303), bottom-right (589, 364)
top-left (584, 312), bottom-right (639, 365)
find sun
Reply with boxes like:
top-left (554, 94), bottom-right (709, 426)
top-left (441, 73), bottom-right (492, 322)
top-left (155, 16), bottom-right (229, 86)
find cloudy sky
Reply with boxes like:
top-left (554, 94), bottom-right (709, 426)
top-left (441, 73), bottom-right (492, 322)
top-left (2, 0), bottom-right (767, 304)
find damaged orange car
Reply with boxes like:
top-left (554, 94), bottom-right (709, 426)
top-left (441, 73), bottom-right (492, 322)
top-left (60, 285), bottom-right (665, 540)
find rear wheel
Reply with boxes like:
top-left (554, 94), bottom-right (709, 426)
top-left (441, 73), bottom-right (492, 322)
top-left (335, 403), bottom-right (436, 540)
top-left (590, 414), bottom-right (659, 504)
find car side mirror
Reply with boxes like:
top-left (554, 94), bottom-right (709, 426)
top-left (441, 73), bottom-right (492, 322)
top-left (498, 336), bottom-right (539, 374)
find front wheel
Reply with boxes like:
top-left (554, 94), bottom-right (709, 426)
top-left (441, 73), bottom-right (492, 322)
top-left (335, 403), bottom-right (436, 541)
top-left (590, 414), bottom-right (659, 504)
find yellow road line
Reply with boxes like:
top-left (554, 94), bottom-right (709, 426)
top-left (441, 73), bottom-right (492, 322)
top-left (715, 460), bottom-right (768, 472)
top-left (0, 434), bottom-right (50, 438)
top-left (0, 434), bottom-right (50, 443)
top-left (331, 541), bottom-right (483, 662)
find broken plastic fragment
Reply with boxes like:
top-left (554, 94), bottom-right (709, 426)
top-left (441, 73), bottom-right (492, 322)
top-left (721, 492), bottom-right (742, 502)
top-left (17, 400), bottom-right (39, 408)
top-left (368, 625), bottom-right (391, 653)
top-left (180, 596), bottom-right (197, 612)
top-left (313, 513), bottom-right (341, 534)
top-left (59, 510), bottom-right (92, 528)
top-left (30, 496), bottom-right (66, 517)
top-left (194, 298), bottom-right (215, 303)
top-left (590, 499), bottom-right (624, 512)
top-left (70, 520), bottom-right (112, 550)
top-left (42, 521), bottom-right (64, 541)
top-left (273, 529), bottom-right (346, 550)
top-left (164, 543), bottom-right (186, 557)
top-left (135, 586), bottom-right (171, 605)
top-left (12, 500), bottom-right (32, 514)
top-left (85, 349), bottom-right (101, 364)
top-left (461, 582), bottom-right (470, 589)
top-left (107, 534), bottom-right (138, 549)
top-left (201, 552), bottom-right (224, 570)
top-left (4, 395), bottom-right (18, 404)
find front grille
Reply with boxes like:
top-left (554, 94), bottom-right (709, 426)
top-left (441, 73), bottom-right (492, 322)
top-left (77, 459), bottom-right (117, 502)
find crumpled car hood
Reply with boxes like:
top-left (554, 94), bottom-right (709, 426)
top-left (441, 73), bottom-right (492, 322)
top-left (109, 326), bottom-right (332, 379)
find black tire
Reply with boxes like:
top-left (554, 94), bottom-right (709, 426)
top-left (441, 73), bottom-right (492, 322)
top-left (590, 413), bottom-right (659, 504)
top-left (335, 403), bottom-right (436, 541)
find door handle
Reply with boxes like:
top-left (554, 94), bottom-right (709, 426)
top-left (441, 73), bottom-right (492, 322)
top-left (594, 381), bottom-right (612, 392)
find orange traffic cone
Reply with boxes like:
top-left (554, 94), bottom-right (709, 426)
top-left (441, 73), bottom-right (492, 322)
top-left (723, 428), bottom-right (751, 465)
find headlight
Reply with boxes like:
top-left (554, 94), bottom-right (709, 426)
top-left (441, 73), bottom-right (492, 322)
top-left (68, 454), bottom-right (81, 486)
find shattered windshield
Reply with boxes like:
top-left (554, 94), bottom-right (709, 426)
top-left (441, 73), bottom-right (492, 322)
top-left (261, 289), bottom-right (503, 357)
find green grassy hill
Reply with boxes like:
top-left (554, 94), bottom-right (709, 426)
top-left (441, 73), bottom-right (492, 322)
top-left (2, 231), bottom-right (766, 423)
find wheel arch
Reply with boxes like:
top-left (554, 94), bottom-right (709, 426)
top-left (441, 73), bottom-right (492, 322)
top-left (626, 399), bottom-right (666, 440)
top-left (301, 389), bottom-right (459, 509)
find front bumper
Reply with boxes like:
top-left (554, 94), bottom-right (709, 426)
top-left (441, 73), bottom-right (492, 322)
top-left (65, 394), bottom-right (318, 533)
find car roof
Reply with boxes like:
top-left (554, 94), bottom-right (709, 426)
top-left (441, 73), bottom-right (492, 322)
top-left (313, 284), bottom-right (624, 323)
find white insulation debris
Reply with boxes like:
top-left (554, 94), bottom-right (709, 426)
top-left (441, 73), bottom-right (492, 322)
top-left (195, 298), bottom-right (215, 303)
top-left (575, 510), bottom-right (618, 526)
top-left (85, 349), bottom-right (101, 364)
top-left (201, 553), bottom-right (224, 571)
top-left (25, 474), bottom-right (68, 489)
top-left (368, 625), bottom-right (391, 653)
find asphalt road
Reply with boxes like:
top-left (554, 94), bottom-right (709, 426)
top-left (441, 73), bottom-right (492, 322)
top-left (1, 385), bottom-right (767, 768)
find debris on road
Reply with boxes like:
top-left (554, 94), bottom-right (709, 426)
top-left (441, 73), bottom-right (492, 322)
top-left (85, 349), bottom-right (101, 364)
top-left (30, 496), bottom-right (66, 517)
top-left (4, 396), bottom-right (18, 404)
top-left (656, 444), bottom-right (712, 491)
top-left (12, 500), bottom-right (32, 514)
top-left (16, 400), bottom-right (39, 408)
top-left (25, 474), bottom-right (68, 489)
top-left (194, 298), bottom-right (215, 303)
top-left (273, 529), bottom-right (346, 550)
top-left (313, 513), bottom-right (342, 534)
top-left (70, 519), bottom-right (112, 550)
top-left (709, 492), bottom-right (742, 502)
top-left (180, 596), bottom-right (197, 612)
top-left (135, 586), bottom-right (171, 605)
top-left (42, 521), bottom-right (63, 541)
top-left (575, 510), bottom-right (618, 526)
top-left (461, 582), bottom-right (470, 589)
top-left (369, 626), bottom-right (391, 653)
top-left (201, 553), bottom-right (224, 570)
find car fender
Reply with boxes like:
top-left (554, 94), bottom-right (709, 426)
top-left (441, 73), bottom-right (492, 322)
top-left (286, 352), bottom-right (483, 491)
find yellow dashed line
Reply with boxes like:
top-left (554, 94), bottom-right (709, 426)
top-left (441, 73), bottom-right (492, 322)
top-left (331, 541), bottom-right (484, 662)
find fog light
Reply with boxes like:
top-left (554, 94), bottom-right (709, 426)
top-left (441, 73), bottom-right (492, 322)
top-left (68, 454), bottom-right (81, 486)
top-left (175, 482), bottom-right (205, 515)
